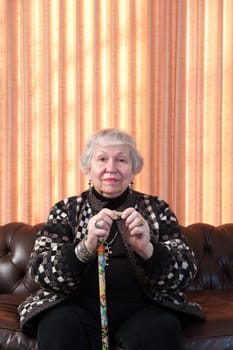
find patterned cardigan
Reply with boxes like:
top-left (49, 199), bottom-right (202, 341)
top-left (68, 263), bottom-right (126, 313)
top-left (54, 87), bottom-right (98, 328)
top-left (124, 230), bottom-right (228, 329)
top-left (18, 190), bottom-right (204, 337)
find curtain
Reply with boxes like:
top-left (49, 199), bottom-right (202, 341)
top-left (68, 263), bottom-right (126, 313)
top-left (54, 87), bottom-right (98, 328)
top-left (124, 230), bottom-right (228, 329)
top-left (0, 0), bottom-right (232, 226)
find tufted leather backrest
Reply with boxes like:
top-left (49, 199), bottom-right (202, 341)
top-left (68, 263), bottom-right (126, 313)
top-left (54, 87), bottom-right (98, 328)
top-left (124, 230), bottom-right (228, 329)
top-left (0, 222), bottom-right (232, 296)
top-left (0, 222), bottom-right (44, 295)
top-left (182, 223), bottom-right (233, 292)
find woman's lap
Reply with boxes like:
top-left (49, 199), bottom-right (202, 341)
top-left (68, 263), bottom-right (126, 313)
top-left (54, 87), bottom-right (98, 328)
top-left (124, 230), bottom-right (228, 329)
top-left (37, 303), bottom-right (185, 350)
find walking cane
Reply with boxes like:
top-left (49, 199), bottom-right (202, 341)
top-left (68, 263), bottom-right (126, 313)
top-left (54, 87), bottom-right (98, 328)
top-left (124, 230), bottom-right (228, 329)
top-left (98, 212), bottom-right (122, 349)
top-left (98, 240), bottom-right (109, 350)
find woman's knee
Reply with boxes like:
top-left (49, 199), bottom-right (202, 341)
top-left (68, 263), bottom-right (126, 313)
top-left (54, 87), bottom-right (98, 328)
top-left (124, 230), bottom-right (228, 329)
top-left (37, 304), bottom-right (101, 350)
top-left (114, 306), bottom-right (184, 350)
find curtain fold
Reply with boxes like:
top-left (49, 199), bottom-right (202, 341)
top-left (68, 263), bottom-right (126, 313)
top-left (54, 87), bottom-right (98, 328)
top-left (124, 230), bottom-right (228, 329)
top-left (0, 0), bottom-right (232, 225)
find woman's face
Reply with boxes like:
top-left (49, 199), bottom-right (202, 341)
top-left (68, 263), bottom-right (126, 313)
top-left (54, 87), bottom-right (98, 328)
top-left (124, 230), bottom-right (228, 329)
top-left (87, 144), bottom-right (134, 198)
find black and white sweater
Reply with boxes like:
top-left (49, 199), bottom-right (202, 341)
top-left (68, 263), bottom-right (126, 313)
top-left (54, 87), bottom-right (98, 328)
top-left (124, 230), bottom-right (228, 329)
top-left (18, 189), bottom-right (204, 337)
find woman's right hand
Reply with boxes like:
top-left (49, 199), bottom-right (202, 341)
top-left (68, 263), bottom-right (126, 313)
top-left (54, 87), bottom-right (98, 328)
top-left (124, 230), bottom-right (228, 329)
top-left (85, 208), bottom-right (118, 253)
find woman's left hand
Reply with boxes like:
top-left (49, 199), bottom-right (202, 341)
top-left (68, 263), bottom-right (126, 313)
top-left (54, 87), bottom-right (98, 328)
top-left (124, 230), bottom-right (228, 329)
top-left (121, 207), bottom-right (154, 260)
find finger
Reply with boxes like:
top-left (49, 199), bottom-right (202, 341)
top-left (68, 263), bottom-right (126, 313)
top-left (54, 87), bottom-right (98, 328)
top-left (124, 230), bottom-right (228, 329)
top-left (125, 213), bottom-right (144, 230)
top-left (121, 207), bottom-right (134, 220)
top-left (94, 219), bottom-right (111, 232)
top-left (94, 220), bottom-right (103, 229)
top-left (100, 208), bottom-right (118, 220)
top-left (135, 217), bottom-right (145, 227)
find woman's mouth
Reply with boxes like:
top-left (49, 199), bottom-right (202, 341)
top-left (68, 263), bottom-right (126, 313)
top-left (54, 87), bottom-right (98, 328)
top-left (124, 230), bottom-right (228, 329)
top-left (104, 178), bottom-right (118, 183)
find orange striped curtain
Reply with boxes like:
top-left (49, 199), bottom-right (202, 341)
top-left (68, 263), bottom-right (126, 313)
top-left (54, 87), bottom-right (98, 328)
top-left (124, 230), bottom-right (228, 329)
top-left (0, 0), bottom-right (233, 226)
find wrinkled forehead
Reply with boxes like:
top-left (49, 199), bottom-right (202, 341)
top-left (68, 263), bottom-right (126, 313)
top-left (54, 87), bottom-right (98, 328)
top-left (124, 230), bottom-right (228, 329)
top-left (93, 143), bottom-right (130, 154)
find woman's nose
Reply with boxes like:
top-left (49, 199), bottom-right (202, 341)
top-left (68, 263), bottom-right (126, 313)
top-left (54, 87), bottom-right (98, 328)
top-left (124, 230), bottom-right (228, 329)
top-left (105, 159), bottom-right (116, 172)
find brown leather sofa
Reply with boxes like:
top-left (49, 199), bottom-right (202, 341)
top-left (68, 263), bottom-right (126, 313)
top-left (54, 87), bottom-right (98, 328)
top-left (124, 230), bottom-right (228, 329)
top-left (0, 222), bottom-right (232, 350)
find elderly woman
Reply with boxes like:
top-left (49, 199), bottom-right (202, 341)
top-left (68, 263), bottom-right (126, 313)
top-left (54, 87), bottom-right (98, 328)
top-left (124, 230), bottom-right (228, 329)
top-left (19, 128), bottom-right (203, 350)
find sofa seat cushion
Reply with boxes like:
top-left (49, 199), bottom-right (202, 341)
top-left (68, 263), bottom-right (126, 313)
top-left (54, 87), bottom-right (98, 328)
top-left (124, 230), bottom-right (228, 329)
top-left (184, 289), bottom-right (233, 350)
top-left (0, 294), bottom-right (37, 350)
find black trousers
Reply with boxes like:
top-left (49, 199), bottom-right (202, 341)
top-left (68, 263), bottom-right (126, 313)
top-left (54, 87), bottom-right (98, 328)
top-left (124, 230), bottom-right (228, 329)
top-left (37, 303), bottom-right (185, 350)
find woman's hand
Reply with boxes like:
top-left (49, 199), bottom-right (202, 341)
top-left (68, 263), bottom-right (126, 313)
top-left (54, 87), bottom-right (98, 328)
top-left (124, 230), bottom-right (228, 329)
top-left (121, 207), bottom-right (153, 260)
top-left (86, 208), bottom-right (118, 253)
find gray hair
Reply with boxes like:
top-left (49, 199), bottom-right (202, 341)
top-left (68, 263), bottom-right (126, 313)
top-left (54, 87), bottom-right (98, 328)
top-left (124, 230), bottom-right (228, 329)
top-left (80, 128), bottom-right (144, 174)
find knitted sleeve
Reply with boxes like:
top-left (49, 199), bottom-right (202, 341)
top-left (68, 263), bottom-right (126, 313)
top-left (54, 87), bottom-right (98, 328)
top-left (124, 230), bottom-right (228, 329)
top-left (138, 196), bottom-right (197, 295)
top-left (29, 196), bottom-right (86, 294)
